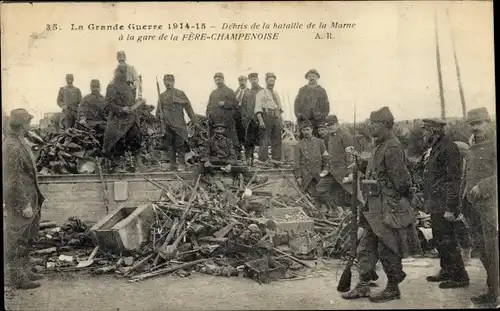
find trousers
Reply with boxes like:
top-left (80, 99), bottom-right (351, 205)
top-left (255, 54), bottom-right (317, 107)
top-left (430, 212), bottom-right (469, 281)
top-left (316, 174), bottom-right (351, 208)
top-left (357, 216), bottom-right (406, 284)
top-left (258, 113), bottom-right (282, 162)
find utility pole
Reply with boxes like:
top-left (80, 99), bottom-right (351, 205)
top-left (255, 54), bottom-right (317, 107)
top-left (434, 9), bottom-right (446, 119)
top-left (447, 8), bottom-right (467, 119)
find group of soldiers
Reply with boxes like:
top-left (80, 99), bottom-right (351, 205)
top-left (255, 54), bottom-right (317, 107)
top-left (53, 51), bottom-right (332, 173)
top-left (3, 49), bottom-right (497, 307)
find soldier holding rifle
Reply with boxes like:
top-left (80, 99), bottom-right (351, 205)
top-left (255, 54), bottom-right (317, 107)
top-left (341, 107), bottom-right (413, 303)
top-left (156, 74), bottom-right (198, 172)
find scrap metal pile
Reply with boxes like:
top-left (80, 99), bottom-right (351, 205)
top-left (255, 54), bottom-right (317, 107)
top-left (30, 176), bottom-right (355, 283)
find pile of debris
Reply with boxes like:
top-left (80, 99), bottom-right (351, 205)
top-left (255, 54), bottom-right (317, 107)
top-left (30, 176), bottom-right (354, 283)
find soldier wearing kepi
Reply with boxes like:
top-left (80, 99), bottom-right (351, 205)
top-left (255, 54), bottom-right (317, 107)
top-left (462, 107), bottom-right (498, 306)
top-left (57, 74), bottom-right (83, 130)
top-left (195, 123), bottom-right (267, 184)
top-left (293, 120), bottom-right (329, 201)
top-left (254, 72), bottom-right (283, 164)
top-left (342, 107), bottom-right (413, 302)
top-left (243, 72), bottom-right (264, 166)
top-left (102, 64), bottom-right (145, 172)
top-left (116, 50), bottom-right (140, 99)
top-left (206, 72), bottom-right (241, 153)
top-left (294, 69), bottom-right (330, 137)
top-left (77, 79), bottom-right (107, 139)
top-left (3, 109), bottom-right (46, 289)
top-left (235, 75), bottom-right (253, 160)
top-left (157, 74), bottom-right (198, 172)
top-left (421, 118), bottom-right (469, 288)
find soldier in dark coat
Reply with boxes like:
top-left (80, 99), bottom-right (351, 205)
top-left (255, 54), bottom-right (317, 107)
top-left (157, 74), bottom-right (198, 172)
top-left (3, 109), bottom-right (46, 289)
top-left (293, 120), bottom-right (329, 201)
top-left (57, 74), bottom-right (82, 130)
top-left (102, 64), bottom-right (144, 172)
top-left (421, 119), bottom-right (469, 288)
top-left (194, 123), bottom-right (266, 184)
top-left (342, 107), bottom-right (413, 303)
top-left (206, 73), bottom-right (241, 152)
top-left (241, 73), bottom-right (263, 165)
top-left (462, 108), bottom-right (498, 306)
top-left (77, 79), bottom-right (107, 139)
top-left (294, 69), bottom-right (330, 137)
top-left (235, 75), bottom-right (254, 161)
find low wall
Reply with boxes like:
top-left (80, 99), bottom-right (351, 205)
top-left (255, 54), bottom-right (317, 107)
top-left (38, 170), bottom-right (294, 224)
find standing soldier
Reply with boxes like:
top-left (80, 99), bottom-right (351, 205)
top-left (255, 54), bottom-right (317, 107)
top-left (254, 72), bottom-right (283, 164)
top-left (102, 64), bottom-right (144, 172)
top-left (316, 115), bottom-right (357, 212)
top-left (293, 120), bottom-right (329, 200)
top-left (157, 74), bottom-right (198, 172)
top-left (3, 108), bottom-right (46, 289)
top-left (77, 79), bottom-right (107, 138)
top-left (342, 107), bottom-right (413, 302)
top-left (206, 73), bottom-right (241, 152)
top-left (235, 75), bottom-right (252, 159)
top-left (294, 69), bottom-right (330, 137)
top-left (116, 51), bottom-right (140, 99)
top-left (242, 73), bottom-right (263, 165)
top-left (463, 108), bottom-right (498, 306)
top-left (57, 74), bottom-right (82, 130)
top-left (421, 119), bottom-right (469, 288)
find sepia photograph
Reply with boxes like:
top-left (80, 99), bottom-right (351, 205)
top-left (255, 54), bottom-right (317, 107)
top-left (1, 1), bottom-right (497, 310)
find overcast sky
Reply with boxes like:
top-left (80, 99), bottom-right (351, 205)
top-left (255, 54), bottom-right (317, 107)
top-left (1, 1), bottom-right (495, 124)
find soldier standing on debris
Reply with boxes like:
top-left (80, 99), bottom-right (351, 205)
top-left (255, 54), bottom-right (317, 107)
top-left (235, 75), bottom-right (253, 161)
top-left (421, 119), bottom-right (469, 288)
top-left (294, 69), bottom-right (330, 137)
top-left (316, 115), bottom-right (357, 213)
top-left (462, 108), bottom-right (498, 306)
top-left (157, 74), bottom-right (198, 172)
top-left (77, 79), bottom-right (107, 139)
top-left (102, 64), bottom-right (145, 172)
top-left (293, 120), bottom-right (329, 202)
top-left (242, 73), bottom-right (264, 166)
top-left (3, 109), bottom-right (46, 289)
top-left (116, 50), bottom-right (140, 99)
top-left (342, 107), bottom-right (413, 303)
top-left (206, 73), bottom-right (241, 152)
top-left (57, 74), bottom-right (82, 130)
top-left (254, 72), bottom-right (283, 164)
top-left (195, 123), bottom-right (267, 184)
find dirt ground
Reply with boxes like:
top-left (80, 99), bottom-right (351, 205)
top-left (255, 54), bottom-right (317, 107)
top-left (5, 258), bottom-right (491, 310)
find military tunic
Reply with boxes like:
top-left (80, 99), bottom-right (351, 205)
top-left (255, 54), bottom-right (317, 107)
top-left (294, 137), bottom-right (327, 197)
top-left (77, 93), bottom-right (107, 130)
top-left (57, 85), bottom-right (82, 129)
top-left (356, 132), bottom-right (412, 283)
top-left (294, 85), bottom-right (330, 135)
top-left (206, 85), bottom-right (241, 150)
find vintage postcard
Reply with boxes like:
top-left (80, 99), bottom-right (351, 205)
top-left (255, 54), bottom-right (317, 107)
top-left (2, 1), bottom-right (497, 310)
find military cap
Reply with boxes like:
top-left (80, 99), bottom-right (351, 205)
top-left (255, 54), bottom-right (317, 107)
top-left (467, 107), bottom-right (491, 123)
top-left (164, 74), bottom-right (175, 80)
top-left (317, 122), bottom-right (329, 128)
top-left (265, 72), bottom-right (276, 80)
top-left (421, 118), bottom-right (447, 129)
top-left (326, 115), bottom-right (339, 125)
top-left (9, 108), bottom-right (33, 126)
top-left (214, 72), bottom-right (224, 79)
top-left (90, 79), bottom-right (100, 86)
top-left (369, 106), bottom-right (394, 123)
top-left (117, 50), bottom-right (126, 56)
top-left (299, 120), bottom-right (313, 129)
top-left (238, 76), bottom-right (248, 81)
top-left (214, 123), bottom-right (226, 129)
top-left (248, 73), bottom-right (258, 79)
top-left (66, 74), bottom-right (74, 78)
top-left (305, 69), bottom-right (320, 79)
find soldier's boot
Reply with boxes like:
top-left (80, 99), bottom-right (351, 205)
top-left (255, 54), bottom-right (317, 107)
top-left (177, 153), bottom-right (187, 172)
top-left (341, 281), bottom-right (371, 300)
top-left (471, 288), bottom-right (497, 305)
top-left (426, 270), bottom-right (451, 282)
top-left (10, 260), bottom-right (41, 290)
top-left (368, 282), bottom-right (401, 303)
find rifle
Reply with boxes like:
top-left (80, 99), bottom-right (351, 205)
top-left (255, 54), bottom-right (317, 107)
top-left (156, 76), bottom-right (166, 134)
top-left (337, 104), bottom-right (360, 293)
